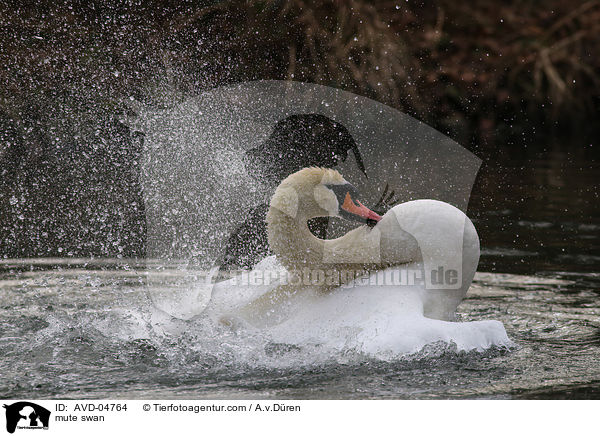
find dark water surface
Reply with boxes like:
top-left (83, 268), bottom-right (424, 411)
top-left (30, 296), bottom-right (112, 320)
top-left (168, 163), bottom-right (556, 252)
top-left (471, 147), bottom-right (599, 275)
top-left (1, 147), bottom-right (599, 399)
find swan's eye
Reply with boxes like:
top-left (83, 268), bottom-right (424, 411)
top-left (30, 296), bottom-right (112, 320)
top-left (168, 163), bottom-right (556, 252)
top-left (325, 183), bottom-right (355, 208)
top-left (326, 183), bottom-right (382, 226)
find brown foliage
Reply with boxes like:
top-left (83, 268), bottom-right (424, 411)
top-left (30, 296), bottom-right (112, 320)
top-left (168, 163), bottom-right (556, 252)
top-left (0, 0), bottom-right (598, 136)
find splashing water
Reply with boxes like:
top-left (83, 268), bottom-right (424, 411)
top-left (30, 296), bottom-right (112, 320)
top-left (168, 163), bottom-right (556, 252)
top-left (3, 258), bottom-right (600, 399)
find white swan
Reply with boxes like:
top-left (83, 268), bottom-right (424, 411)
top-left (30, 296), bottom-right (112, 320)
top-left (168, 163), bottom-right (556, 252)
top-left (204, 167), bottom-right (511, 355)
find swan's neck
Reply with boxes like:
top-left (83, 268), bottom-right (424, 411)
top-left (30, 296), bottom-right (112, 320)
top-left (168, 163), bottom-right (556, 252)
top-left (266, 207), bottom-right (325, 271)
top-left (267, 206), bottom-right (388, 277)
top-left (265, 179), bottom-right (419, 281)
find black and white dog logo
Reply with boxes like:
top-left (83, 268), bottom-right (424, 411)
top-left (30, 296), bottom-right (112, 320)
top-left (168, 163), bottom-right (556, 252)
top-left (3, 402), bottom-right (50, 434)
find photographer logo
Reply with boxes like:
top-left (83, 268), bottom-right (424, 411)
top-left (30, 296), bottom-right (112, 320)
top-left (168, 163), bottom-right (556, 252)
top-left (3, 402), bottom-right (50, 433)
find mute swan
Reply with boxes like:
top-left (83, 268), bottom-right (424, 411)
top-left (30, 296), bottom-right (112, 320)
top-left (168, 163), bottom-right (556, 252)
top-left (212, 167), bottom-right (481, 328)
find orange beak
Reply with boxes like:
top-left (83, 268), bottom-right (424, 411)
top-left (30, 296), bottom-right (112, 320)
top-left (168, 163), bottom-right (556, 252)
top-left (341, 192), bottom-right (382, 223)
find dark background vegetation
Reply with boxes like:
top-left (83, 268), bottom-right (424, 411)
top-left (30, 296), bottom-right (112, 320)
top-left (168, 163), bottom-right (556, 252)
top-left (0, 0), bottom-right (598, 266)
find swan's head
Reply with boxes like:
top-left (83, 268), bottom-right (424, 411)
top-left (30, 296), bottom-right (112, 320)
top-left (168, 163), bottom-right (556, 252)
top-left (270, 167), bottom-right (382, 225)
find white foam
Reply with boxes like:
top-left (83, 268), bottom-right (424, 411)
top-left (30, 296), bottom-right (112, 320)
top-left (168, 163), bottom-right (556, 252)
top-left (202, 256), bottom-right (513, 360)
top-left (267, 284), bottom-right (511, 357)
